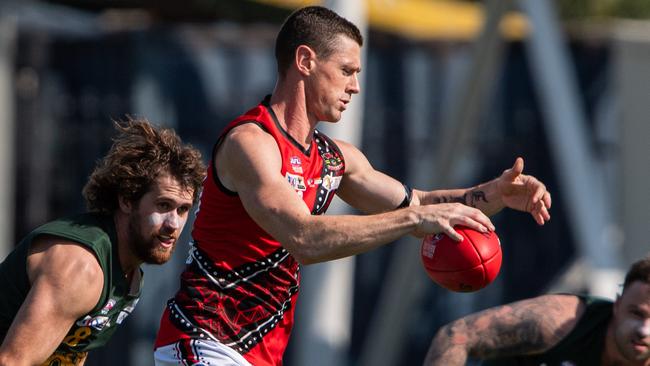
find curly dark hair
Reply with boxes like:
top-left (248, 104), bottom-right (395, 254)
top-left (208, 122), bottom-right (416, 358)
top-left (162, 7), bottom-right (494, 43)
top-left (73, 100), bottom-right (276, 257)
top-left (275, 6), bottom-right (363, 78)
top-left (622, 256), bottom-right (650, 293)
top-left (82, 118), bottom-right (206, 214)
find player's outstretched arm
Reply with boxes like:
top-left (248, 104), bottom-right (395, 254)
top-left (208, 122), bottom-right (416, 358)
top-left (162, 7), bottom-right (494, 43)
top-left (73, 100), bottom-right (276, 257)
top-left (216, 125), bottom-right (494, 264)
top-left (0, 236), bottom-right (103, 366)
top-left (415, 157), bottom-right (552, 225)
top-left (424, 294), bottom-right (584, 366)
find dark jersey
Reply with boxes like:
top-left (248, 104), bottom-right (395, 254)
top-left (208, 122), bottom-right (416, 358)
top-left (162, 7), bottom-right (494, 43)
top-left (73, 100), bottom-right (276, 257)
top-left (155, 96), bottom-right (345, 366)
top-left (483, 296), bottom-right (611, 366)
top-left (0, 213), bottom-right (142, 365)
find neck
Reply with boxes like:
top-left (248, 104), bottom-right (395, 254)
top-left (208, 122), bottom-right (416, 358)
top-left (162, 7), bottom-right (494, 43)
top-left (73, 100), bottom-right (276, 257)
top-left (270, 79), bottom-right (317, 148)
top-left (113, 212), bottom-right (141, 276)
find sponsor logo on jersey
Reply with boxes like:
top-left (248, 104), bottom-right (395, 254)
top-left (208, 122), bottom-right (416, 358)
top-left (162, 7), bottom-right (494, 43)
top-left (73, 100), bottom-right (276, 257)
top-left (307, 178), bottom-right (322, 187)
top-left (100, 298), bottom-right (116, 315)
top-left (285, 172), bottom-right (306, 191)
top-left (116, 311), bottom-right (130, 324)
top-left (124, 298), bottom-right (139, 313)
top-left (322, 174), bottom-right (342, 191)
top-left (76, 314), bottom-right (110, 330)
top-left (290, 156), bottom-right (303, 173)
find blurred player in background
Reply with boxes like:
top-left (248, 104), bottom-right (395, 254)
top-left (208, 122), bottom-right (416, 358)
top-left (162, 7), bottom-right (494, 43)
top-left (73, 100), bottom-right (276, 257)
top-left (154, 5), bottom-right (552, 366)
top-left (425, 256), bottom-right (650, 366)
top-left (0, 119), bottom-right (205, 366)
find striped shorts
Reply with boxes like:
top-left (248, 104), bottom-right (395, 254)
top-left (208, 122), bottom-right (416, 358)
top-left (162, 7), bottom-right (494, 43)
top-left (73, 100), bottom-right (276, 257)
top-left (154, 339), bottom-right (252, 366)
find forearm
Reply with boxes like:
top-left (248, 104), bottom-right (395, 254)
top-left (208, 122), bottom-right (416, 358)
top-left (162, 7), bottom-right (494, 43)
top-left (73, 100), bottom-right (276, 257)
top-left (415, 180), bottom-right (504, 217)
top-left (424, 325), bottom-right (471, 366)
top-left (283, 209), bottom-right (420, 264)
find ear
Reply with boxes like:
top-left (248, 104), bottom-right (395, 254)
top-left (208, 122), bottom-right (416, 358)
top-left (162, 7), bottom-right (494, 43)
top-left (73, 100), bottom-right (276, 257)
top-left (118, 195), bottom-right (133, 214)
top-left (295, 45), bottom-right (316, 76)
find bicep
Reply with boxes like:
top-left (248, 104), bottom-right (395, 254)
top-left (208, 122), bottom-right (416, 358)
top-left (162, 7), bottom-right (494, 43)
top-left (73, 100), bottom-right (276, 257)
top-left (0, 238), bottom-right (103, 364)
top-left (219, 126), bottom-right (313, 245)
top-left (451, 294), bottom-right (583, 359)
top-left (335, 140), bottom-right (406, 213)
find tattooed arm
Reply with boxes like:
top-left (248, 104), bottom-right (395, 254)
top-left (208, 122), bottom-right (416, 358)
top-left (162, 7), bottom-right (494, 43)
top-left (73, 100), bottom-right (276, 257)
top-left (424, 294), bottom-right (585, 365)
top-left (414, 158), bottom-right (552, 225)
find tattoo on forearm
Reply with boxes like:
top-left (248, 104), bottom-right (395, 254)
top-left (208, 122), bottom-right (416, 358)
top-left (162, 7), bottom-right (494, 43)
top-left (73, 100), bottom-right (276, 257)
top-left (433, 190), bottom-right (488, 208)
top-left (433, 195), bottom-right (466, 204)
top-left (469, 190), bottom-right (488, 207)
top-left (466, 296), bottom-right (570, 358)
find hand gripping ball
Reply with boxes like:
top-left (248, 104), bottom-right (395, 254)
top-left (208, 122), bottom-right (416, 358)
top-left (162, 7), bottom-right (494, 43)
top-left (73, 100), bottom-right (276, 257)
top-left (421, 226), bottom-right (502, 292)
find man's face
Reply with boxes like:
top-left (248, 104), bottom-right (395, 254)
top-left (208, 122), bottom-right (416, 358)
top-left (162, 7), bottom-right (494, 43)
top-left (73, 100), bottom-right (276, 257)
top-left (613, 281), bottom-right (650, 364)
top-left (305, 34), bottom-right (361, 123)
top-left (127, 173), bottom-right (194, 265)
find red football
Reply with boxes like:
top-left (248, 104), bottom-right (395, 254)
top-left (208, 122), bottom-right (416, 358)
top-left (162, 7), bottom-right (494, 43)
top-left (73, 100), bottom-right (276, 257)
top-left (421, 226), bottom-right (502, 292)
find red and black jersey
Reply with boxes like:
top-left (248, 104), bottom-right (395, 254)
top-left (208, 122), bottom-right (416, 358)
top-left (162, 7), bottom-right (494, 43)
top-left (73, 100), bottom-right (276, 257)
top-left (155, 96), bottom-right (345, 366)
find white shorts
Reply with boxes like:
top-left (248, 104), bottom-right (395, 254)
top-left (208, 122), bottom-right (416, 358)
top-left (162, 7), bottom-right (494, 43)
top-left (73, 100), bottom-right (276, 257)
top-left (154, 339), bottom-right (252, 366)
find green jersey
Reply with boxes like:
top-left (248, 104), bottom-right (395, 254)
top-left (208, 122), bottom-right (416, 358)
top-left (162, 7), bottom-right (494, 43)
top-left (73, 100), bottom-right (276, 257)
top-left (0, 213), bottom-right (143, 365)
top-left (482, 296), bottom-right (611, 366)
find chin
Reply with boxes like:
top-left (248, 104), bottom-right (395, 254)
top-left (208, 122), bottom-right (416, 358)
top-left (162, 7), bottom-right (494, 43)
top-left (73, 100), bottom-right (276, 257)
top-left (140, 246), bottom-right (175, 265)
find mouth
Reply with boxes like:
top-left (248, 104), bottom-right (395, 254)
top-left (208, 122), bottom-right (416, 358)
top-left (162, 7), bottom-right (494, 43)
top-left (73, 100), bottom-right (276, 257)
top-left (156, 234), bottom-right (176, 248)
top-left (632, 340), bottom-right (650, 358)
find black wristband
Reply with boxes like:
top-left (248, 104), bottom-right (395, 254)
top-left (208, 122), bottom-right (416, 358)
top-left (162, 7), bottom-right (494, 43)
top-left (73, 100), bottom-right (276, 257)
top-left (396, 184), bottom-right (413, 209)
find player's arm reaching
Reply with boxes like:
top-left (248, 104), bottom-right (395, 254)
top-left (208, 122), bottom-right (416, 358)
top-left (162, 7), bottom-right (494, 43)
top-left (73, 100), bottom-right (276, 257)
top-left (216, 124), bottom-right (493, 265)
top-left (0, 235), bottom-right (103, 366)
top-left (335, 140), bottom-right (550, 238)
top-left (424, 294), bottom-right (585, 366)
top-left (416, 157), bottom-right (552, 225)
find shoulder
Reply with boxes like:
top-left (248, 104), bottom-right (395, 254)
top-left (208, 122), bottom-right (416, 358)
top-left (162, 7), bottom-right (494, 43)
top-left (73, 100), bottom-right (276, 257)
top-left (331, 138), bottom-right (368, 165)
top-left (222, 123), bottom-right (276, 153)
top-left (28, 235), bottom-right (104, 297)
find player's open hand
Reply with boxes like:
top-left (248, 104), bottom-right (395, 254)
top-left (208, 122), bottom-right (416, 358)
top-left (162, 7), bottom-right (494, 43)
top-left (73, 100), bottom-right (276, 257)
top-left (496, 157), bottom-right (552, 225)
top-left (412, 203), bottom-right (495, 241)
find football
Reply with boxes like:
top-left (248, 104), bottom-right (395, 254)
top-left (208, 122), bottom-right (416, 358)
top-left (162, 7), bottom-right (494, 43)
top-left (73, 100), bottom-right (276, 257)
top-left (421, 226), bottom-right (502, 292)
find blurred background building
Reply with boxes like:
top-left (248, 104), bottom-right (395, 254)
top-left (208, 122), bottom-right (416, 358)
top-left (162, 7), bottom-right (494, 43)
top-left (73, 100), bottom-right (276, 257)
top-left (0, 0), bottom-right (648, 365)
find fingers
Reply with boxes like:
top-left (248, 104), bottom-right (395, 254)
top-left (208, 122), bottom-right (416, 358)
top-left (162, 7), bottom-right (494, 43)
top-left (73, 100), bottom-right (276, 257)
top-left (502, 157), bottom-right (524, 182)
top-left (526, 177), bottom-right (551, 225)
top-left (530, 197), bottom-right (551, 225)
top-left (447, 205), bottom-right (495, 238)
top-left (543, 191), bottom-right (552, 209)
top-left (530, 178), bottom-right (547, 205)
top-left (446, 208), bottom-right (494, 241)
top-left (442, 225), bottom-right (464, 242)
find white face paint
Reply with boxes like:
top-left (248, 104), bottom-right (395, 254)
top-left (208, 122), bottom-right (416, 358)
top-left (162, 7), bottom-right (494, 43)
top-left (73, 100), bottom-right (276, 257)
top-left (147, 212), bottom-right (164, 227)
top-left (147, 211), bottom-right (182, 230)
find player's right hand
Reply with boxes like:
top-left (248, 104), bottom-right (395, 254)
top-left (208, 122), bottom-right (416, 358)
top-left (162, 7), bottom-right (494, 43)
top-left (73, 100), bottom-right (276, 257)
top-left (411, 203), bottom-right (494, 241)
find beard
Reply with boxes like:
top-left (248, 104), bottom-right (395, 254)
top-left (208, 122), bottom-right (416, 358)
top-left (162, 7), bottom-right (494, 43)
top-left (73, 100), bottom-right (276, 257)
top-left (127, 211), bottom-right (176, 265)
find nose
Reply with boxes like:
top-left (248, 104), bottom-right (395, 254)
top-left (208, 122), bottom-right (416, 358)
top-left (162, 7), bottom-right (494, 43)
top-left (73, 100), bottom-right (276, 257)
top-left (163, 212), bottom-right (182, 231)
top-left (636, 320), bottom-right (650, 338)
top-left (347, 73), bottom-right (360, 95)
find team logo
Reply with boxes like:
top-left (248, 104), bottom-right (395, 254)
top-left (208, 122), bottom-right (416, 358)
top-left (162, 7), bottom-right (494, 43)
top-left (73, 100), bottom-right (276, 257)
top-left (322, 152), bottom-right (343, 171)
top-left (285, 172), bottom-right (307, 191)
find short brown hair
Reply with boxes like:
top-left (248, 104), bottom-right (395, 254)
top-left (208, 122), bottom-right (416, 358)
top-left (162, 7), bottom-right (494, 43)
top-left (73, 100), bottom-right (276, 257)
top-left (622, 256), bottom-right (650, 292)
top-left (83, 118), bottom-right (205, 214)
top-left (275, 6), bottom-right (363, 77)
